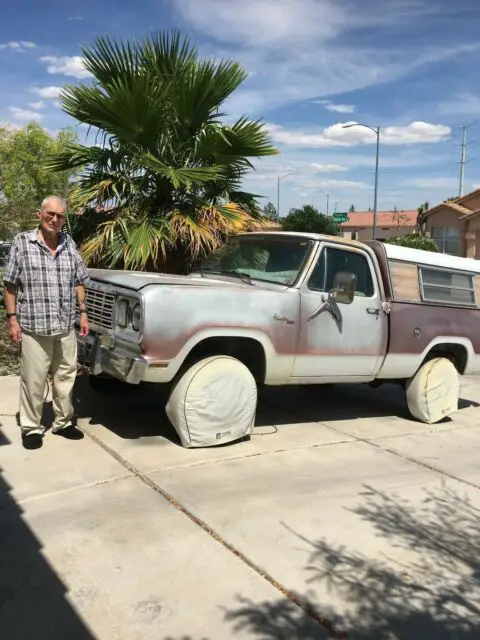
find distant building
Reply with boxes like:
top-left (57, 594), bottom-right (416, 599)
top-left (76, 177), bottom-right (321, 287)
top-left (420, 188), bottom-right (480, 258)
top-left (339, 210), bottom-right (418, 242)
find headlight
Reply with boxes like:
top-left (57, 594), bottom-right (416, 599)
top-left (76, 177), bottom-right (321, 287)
top-left (131, 303), bottom-right (141, 331)
top-left (117, 299), bottom-right (129, 327)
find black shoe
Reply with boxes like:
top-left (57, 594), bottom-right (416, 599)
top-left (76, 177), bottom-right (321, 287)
top-left (52, 425), bottom-right (85, 440)
top-left (22, 433), bottom-right (44, 450)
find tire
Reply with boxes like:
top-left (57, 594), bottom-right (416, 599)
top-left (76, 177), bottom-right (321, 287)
top-left (405, 357), bottom-right (459, 424)
top-left (165, 355), bottom-right (257, 448)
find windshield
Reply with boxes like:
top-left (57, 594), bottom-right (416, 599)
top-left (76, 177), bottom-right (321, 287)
top-left (197, 235), bottom-right (313, 286)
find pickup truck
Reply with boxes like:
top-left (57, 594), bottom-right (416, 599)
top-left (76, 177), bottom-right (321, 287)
top-left (77, 231), bottom-right (480, 447)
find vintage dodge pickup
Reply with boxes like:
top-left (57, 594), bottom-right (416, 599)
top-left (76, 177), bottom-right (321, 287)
top-left (77, 232), bottom-right (480, 447)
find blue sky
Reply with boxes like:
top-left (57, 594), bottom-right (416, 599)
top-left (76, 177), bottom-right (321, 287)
top-left (1, 0), bottom-right (480, 215)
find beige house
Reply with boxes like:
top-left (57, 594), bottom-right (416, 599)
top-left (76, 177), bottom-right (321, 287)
top-left (339, 210), bottom-right (417, 242)
top-left (421, 188), bottom-right (480, 258)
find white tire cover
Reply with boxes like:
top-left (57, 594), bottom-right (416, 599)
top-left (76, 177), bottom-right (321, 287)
top-left (166, 356), bottom-right (257, 448)
top-left (406, 357), bottom-right (459, 424)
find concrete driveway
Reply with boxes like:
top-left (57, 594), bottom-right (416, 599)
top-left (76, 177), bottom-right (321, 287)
top-left (1, 374), bottom-right (480, 639)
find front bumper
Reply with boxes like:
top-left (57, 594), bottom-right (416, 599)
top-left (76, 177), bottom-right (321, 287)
top-left (77, 332), bottom-right (147, 385)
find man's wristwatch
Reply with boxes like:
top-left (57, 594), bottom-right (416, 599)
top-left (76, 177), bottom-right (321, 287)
top-left (79, 309), bottom-right (88, 315)
top-left (6, 312), bottom-right (17, 319)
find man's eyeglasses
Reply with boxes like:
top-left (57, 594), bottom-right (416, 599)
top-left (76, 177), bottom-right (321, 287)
top-left (43, 210), bottom-right (66, 222)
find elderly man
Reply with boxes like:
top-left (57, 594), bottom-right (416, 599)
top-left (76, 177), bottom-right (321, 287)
top-left (3, 196), bottom-right (90, 449)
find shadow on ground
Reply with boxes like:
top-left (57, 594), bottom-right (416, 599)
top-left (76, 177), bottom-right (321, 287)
top-left (281, 482), bottom-right (480, 639)
top-left (162, 484), bottom-right (480, 639)
top-left (73, 375), bottom-right (480, 446)
top-left (0, 464), bottom-right (96, 640)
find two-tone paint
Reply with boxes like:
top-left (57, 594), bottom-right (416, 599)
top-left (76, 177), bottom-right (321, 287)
top-left (77, 232), bottom-right (480, 386)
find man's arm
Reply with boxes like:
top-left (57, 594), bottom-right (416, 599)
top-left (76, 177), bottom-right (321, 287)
top-left (4, 283), bottom-right (21, 342)
top-left (3, 239), bottom-right (22, 343)
top-left (73, 241), bottom-right (90, 337)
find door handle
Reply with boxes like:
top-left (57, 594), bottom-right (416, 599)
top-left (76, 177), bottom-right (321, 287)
top-left (366, 308), bottom-right (380, 316)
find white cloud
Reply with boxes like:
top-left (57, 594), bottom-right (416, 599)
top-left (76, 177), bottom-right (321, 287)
top-left (304, 178), bottom-right (370, 190)
top-left (404, 177), bottom-right (458, 189)
top-left (28, 101), bottom-right (45, 109)
top-left (8, 106), bottom-right (43, 122)
top-left (40, 55), bottom-right (90, 79)
top-left (54, 101), bottom-right (62, 108)
top-left (175, 0), bottom-right (480, 118)
top-left (0, 41), bottom-right (36, 52)
top-left (176, 0), bottom-right (344, 47)
top-left (313, 100), bottom-right (356, 113)
top-left (269, 121), bottom-right (451, 148)
top-left (31, 85), bottom-right (62, 99)
top-left (311, 162), bottom-right (348, 173)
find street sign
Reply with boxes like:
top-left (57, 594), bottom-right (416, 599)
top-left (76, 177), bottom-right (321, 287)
top-left (332, 212), bottom-right (348, 223)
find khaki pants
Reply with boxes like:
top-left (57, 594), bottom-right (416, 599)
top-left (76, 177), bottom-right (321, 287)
top-left (20, 329), bottom-right (78, 436)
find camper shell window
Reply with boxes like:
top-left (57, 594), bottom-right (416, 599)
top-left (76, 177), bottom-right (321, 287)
top-left (419, 266), bottom-right (476, 306)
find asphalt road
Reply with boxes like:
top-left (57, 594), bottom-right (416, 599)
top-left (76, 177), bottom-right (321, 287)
top-left (1, 374), bottom-right (480, 639)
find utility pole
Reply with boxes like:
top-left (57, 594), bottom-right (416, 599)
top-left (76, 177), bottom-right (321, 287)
top-left (342, 123), bottom-right (380, 240)
top-left (458, 121), bottom-right (477, 197)
top-left (276, 171), bottom-right (297, 221)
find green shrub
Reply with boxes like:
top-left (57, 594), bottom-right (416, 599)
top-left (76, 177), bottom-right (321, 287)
top-left (0, 269), bottom-right (20, 376)
top-left (386, 234), bottom-right (439, 252)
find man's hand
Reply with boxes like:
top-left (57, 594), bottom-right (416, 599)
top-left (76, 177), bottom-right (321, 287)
top-left (79, 314), bottom-right (90, 337)
top-left (8, 318), bottom-right (22, 343)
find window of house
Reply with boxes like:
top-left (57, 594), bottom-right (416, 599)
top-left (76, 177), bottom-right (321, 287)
top-left (308, 246), bottom-right (375, 297)
top-left (419, 267), bottom-right (476, 305)
top-left (430, 227), bottom-right (460, 256)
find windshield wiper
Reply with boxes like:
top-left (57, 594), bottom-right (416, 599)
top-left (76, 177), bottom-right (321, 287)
top-left (203, 269), bottom-right (254, 285)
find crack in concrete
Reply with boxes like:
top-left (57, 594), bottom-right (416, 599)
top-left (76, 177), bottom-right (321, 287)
top-left (277, 401), bottom-right (480, 493)
top-left (18, 473), bottom-right (134, 505)
top-left (84, 428), bottom-right (348, 639)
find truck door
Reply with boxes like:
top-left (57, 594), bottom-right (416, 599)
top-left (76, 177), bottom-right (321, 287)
top-left (291, 242), bottom-right (387, 381)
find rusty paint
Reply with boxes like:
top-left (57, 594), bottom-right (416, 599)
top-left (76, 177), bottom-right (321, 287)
top-left (388, 302), bottom-right (480, 353)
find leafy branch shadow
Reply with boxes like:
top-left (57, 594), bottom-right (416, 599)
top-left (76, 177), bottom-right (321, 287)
top-left (296, 482), bottom-right (480, 639)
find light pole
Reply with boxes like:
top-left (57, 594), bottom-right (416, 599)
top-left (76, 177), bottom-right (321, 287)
top-left (319, 190), bottom-right (330, 215)
top-left (342, 123), bottom-right (380, 240)
top-left (277, 171), bottom-right (297, 221)
top-left (334, 200), bottom-right (342, 214)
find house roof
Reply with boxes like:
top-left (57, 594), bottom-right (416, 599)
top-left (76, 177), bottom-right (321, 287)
top-left (339, 210), bottom-right (417, 228)
top-left (421, 201), bottom-right (471, 221)
top-left (457, 187), bottom-right (480, 206)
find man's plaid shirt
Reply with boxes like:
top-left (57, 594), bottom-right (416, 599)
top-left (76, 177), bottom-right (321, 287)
top-left (3, 229), bottom-right (89, 336)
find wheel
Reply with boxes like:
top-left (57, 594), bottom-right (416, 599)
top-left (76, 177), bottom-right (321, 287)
top-left (405, 357), bottom-right (459, 424)
top-left (165, 356), bottom-right (257, 448)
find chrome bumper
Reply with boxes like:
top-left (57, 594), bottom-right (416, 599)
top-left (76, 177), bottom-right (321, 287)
top-left (77, 333), bottom-right (147, 385)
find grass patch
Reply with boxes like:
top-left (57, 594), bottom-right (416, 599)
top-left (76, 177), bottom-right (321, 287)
top-left (0, 269), bottom-right (21, 376)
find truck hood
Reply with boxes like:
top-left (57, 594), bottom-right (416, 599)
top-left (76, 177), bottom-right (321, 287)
top-left (87, 268), bottom-right (283, 292)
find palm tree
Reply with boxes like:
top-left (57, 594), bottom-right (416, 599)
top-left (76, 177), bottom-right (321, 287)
top-left (49, 31), bottom-right (278, 272)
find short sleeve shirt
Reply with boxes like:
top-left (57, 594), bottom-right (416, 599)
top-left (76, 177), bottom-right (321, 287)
top-left (3, 229), bottom-right (89, 336)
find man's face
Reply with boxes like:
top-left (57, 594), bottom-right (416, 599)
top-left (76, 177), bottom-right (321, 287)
top-left (38, 200), bottom-right (65, 234)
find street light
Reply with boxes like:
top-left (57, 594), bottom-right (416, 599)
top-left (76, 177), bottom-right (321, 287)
top-left (334, 200), bottom-right (342, 214)
top-left (277, 171), bottom-right (297, 221)
top-left (342, 123), bottom-right (380, 240)
top-left (319, 190), bottom-right (330, 215)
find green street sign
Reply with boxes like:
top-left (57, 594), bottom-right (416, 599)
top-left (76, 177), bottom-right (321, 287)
top-left (332, 212), bottom-right (348, 223)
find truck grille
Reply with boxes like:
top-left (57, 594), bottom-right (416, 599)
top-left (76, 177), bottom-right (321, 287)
top-left (79, 284), bottom-right (115, 330)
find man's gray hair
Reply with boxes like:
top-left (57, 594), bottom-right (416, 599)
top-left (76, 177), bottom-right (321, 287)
top-left (40, 195), bottom-right (66, 210)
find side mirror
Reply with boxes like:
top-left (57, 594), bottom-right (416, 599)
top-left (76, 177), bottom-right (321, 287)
top-left (330, 272), bottom-right (356, 304)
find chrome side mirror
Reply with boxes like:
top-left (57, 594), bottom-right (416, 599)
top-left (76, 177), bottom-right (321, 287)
top-left (330, 272), bottom-right (356, 304)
